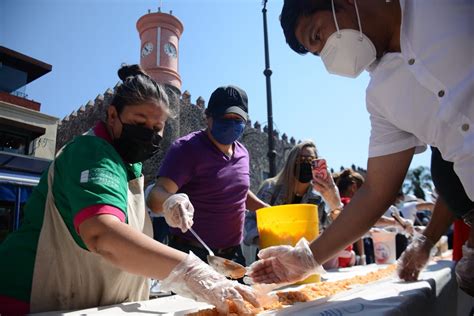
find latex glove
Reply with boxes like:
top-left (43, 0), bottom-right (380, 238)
top-left (391, 208), bottom-right (415, 236)
top-left (397, 234), bottom-right (434, 281)
top-left (162, 193), bottom-right (194, 233)
top-left (402, 219), bottom-right (415, 236)
top-left (161, 252), bottom-right (260, 314)
top-left (455, 243), bottom-right (474, 296)
top-left (247, 238), bottom-right (325, 284)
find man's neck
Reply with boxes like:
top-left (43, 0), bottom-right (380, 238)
top-left (206, 129), bottom-right (233, 156)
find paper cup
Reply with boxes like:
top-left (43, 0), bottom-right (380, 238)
top-left (371, 230), bottom-right (397, 264)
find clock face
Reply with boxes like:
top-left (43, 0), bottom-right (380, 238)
top-left (141, 42), bottom-right (153, 57)
top-left (164, 42), bottom-right (177, 58)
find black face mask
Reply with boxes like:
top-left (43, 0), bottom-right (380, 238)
top-left (295, 162), bottom-right (313, 183)
top-left (113, 118), bottom-right (161, 163)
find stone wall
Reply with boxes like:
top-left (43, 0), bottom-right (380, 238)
top-left (56, 86), bottom-right (364, 192)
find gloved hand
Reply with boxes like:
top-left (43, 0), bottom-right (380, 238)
top-left (162, 193), bottom-right (194, 233)
top-left (247, 238), bottom-right (325, 284)
top-left (401, 219), bottom-right (415, 236)
top-left (397, 234), bottom-right (434, 281)
top-left (455, 243), bottom-right (474, 296)
top-left (392, 209), bottom-right (415, 236)
top-left (160, 252), bottom-right (260, 314)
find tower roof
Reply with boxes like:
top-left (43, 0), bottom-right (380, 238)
top-left (136, 11), bottom-right (184, 37)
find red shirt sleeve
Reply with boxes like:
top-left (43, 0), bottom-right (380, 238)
top-left (73, 204), bottom-right (126, 234)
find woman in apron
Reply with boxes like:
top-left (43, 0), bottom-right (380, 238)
top-left (0, 64), bottom-right (258, 316)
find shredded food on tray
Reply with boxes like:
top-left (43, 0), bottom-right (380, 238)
top-left (186, 264), bottom-right (397, 316)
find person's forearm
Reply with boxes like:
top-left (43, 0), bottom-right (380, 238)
top-left (356, 239), bottom-right (365, 256)
top-left (422, 196), bottom-right (454, 244)
top-left (310, 185), bottom-right (394, 264)
top-left (246, 190), bottom-right (268, 211)
top-left (375, 216), bottom-right (398, 227)
top-left (324, 188), bottom-right (343, 210)
top-left (147, 185), bottom-right (173, 213)
top-left (85, 217), bottom-right (186, 279)
top-left (416, 202), bottom-right (435, 212)
top-left (310, 149), bottom-right (414, 265)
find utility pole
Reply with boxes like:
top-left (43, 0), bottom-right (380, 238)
top-left (262, 0), bottom-right (276, 177)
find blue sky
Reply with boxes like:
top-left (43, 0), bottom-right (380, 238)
top-left (1, 0), bottom-right (431, 171)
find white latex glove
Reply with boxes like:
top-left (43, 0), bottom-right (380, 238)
top-left (247, 238), bottom-right (325, 284)
top-left (401, 219), bottom-right (415, 236)
top-left (162, 193), bottom-right (194, 233)
top-left (455, 243), bottom-right (474, 296)
top-left (161, 252), bottom-right (260, 314)
top-left (397, 234), bottom-right (434, 281)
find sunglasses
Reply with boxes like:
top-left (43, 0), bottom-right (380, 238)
top-left (296, 155), bottom-right (317, 164)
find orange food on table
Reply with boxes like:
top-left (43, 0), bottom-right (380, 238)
top-left (186, 264), bottom-right (397, 315)
top-left (186, 299), bottom-right (262, 316)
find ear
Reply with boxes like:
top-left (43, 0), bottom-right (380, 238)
top-left (107, 106), bottom-right (118, 124)
top-left (206, 116), bottom-right (213, 129)
top-left (350, 182), bottom-right (358, 193)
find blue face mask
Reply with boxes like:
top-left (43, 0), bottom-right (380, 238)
top-left (211, 118), bottom-right (246, 145)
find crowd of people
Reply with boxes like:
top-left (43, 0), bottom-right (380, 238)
top-left (0, 65), bottom-right (262, 315)
top-left (0, 0), bottom-right (472, 315)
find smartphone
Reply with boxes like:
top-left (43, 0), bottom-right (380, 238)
top-left (312, 158), bottom-right (328, 181)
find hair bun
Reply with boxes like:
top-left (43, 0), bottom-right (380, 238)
top-left (117, 64), bottom-right (148, 81)
top-left (340, 168), bottom-right (352, 178)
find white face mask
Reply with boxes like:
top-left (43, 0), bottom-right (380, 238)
top-left (320, 0), bottom-right (376, 78)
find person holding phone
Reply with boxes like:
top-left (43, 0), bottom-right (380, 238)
top-left (242, 141), bottom-right (343, 265)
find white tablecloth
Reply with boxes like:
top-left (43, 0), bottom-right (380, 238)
top-left (33, 260), bottom-right (473, 316)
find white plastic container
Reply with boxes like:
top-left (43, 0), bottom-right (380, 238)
top-left (371, 229), bottom-right (397, 264)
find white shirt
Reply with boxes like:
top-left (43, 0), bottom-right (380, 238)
top-left (383, 205), bottom-right (398, 218)
top-left (399, 201), bottom-right (418, 223)
top-left (366, 0), bottom-right (474, 200)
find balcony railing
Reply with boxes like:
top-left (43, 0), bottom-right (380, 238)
top-left (10, 90), bottom-right (28, 99)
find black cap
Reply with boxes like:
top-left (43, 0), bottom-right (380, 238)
top-left (206, 85), bottom-right (248, 121)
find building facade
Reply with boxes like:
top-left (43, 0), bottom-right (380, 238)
top-left (0, 46), bottom-right (58, 241)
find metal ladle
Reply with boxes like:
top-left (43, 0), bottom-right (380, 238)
top-left (188, 227), bottom-right (247, 279)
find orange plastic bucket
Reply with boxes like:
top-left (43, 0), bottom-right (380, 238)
top-left (256, 204), bottom-right (320, 284)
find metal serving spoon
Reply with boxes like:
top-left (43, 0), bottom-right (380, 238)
top-left (188, 227), bottom-right (247, 279)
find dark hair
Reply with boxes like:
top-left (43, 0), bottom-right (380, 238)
top-left (110, 64), bottom-right (169, 115)
top-left (336, 168), bottom-right (364, 195)
top-left (280, 0), bottom-right (334, 54)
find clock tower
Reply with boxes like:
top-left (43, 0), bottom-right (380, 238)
top-left (137, 9), bottom-right (184, 92)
